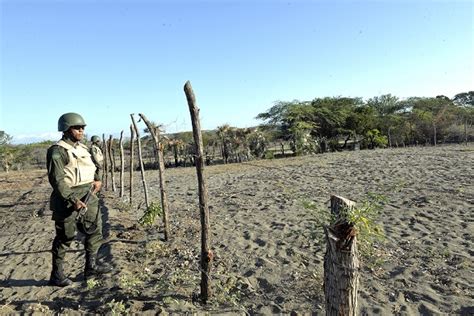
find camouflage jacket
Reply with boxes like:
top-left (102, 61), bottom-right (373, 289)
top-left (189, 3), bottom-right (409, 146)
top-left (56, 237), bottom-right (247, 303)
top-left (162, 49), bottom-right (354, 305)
top-left (46, 136), bottom-right (102, 220)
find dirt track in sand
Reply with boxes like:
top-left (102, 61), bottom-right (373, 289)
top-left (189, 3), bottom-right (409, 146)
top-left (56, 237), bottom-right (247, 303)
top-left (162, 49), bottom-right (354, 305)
top-left (1, 144), bottom-right (473, 314)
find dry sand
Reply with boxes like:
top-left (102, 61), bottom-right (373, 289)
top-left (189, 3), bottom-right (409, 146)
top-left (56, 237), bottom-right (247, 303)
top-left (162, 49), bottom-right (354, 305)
top-left (0, 144), bottom-right (473, 315)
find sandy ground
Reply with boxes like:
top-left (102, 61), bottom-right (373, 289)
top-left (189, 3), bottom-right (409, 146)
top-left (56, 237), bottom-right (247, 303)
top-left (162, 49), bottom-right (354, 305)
top-left (0, 144), bottom-right (473, 315)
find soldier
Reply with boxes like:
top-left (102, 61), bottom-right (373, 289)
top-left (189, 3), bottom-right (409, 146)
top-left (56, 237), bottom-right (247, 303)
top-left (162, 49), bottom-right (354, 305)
top-left (47, 112), bottom-right (111, 287)
top-left (90, 135), bottom-right (104, 168)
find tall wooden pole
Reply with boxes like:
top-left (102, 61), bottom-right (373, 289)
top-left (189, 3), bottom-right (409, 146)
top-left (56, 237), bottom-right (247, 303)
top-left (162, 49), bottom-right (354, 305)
top-left (119, 130), bottom-right (124, 198)
top-left (129, 125), bottom-right (135, 206)
top-left (102, 134), bottom-right (108, 190)
top-left (130, 114), bottom-right (149, 209)
top-left (184, 81), bottom-right (212, 303)
top-left (108, 135), bottom-right (116, 192)
top-left (139, 113), bottom-right (170, 241)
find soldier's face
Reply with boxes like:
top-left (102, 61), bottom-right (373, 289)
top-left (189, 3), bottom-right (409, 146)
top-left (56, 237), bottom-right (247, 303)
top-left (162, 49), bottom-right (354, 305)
top-left (69, 125), bottom-right (85, 141)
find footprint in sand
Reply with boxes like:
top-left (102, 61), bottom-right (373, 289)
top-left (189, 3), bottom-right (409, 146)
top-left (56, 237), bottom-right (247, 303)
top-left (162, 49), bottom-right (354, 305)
top-left (254, 238), bottom-right (267, 247)
top-left (270, 221), bottom-right (286, 230)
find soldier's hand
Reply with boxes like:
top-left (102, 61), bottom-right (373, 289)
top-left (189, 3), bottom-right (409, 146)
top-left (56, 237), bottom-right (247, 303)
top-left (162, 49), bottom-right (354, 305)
top-left (93, 181), bottom-right (102, 194)
top-left (74, 200), bottom-right (87, 211)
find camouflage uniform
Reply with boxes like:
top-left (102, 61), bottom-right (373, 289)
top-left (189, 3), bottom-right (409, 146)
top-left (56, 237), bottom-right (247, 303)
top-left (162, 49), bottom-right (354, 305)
top-left (90, 135), bottom-right (104, 172)
top-left (47, 137), bottom-right (104, 280)
top-left (47, 113), bottom-right (110, 286)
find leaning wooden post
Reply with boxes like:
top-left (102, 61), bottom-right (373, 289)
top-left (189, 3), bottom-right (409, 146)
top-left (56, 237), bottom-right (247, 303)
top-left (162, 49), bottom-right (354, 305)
top-left (119, 130), bottom-right (125, 198)
top-left (108, 135), bottom-right (117, 192)
top-left (102, 134), bottom-right (109, 190)
top-left (130, 114), bottom-right (149, 209)
top-left (324, 195), bottom-right (359, 316)
top-left (129, 125), bottom-right (135, 206)
top-left (139, 113), bottom-right (171, 241)
top-left (184, 81), bottom-right (212, 303)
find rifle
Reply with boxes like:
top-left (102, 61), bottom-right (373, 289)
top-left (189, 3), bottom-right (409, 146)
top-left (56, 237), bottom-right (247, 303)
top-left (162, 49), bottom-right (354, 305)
top-left (75, 184), bottom-right (95, 222)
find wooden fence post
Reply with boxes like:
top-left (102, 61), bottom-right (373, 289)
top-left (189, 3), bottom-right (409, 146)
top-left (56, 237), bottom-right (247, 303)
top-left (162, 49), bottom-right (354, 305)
top-left (119, 130), bottom-right (124, 198)
top-left (108, 135), bottom-right (116, 192)
top-left (324, 195), bottom-right (359, 316)
top-left (138, 113), bottom-right (171, 241)
top-left (102, 134), bottom-right (108, 190)
top-left (130, 114), bottom-right (149, 209)
top-left (184, 81), bottom-right (212, 303)
top-left (129, 125), bottom-right (135, 206)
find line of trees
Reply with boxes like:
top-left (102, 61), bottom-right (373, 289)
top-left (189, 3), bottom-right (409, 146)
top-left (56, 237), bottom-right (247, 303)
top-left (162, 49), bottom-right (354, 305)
top-left (1, 91), bottom-right (473, 172)
top-left (0, 130), bottom-right (53, 172)
top-left (256, 92), bottom-right (474, 154)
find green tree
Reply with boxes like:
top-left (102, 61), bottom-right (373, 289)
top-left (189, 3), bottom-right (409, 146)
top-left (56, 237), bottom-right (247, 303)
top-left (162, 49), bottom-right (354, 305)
top-left (403, 97), bottom-right (456, 145)
top-left (453, 91), bottom-right (474, 106)
top-left (247, 128), bottom-right (267, 158)
top-left (453, 91), bottom-right (474, 144)
top-left (365, 129), bottom-right (388, 149)
top-left (366, 94), bottom-right (403, 147)
top-left (216, 124), bottom-right (233, 163)
top-left (256, 100), bottom-right (314, 145)
top-left (284, 102), bottom-right (318, 154)
top-left (0, 131), bottom-right (12, 145)
top-left (0, 131), bottom-right (14, 172)
top-left (310, 97), bottom-right (361, 139)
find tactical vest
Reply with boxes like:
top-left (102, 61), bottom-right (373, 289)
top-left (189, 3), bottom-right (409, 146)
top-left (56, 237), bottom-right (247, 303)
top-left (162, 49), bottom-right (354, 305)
top-left (56, 140), bottom-right (96, 187)
top-left (91, 144), bottom-right (104, 164)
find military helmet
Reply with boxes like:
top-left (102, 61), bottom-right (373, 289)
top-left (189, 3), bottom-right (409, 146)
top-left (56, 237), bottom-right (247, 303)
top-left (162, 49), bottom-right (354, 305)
top-left (58, 112), bottom-right (86, 132)
top-left (91, 135), bottom-right (101, 143)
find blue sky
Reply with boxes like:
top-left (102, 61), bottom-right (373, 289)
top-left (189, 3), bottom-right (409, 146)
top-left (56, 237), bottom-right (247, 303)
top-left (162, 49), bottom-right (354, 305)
top-left (1, 0), bottom-right (473, 144)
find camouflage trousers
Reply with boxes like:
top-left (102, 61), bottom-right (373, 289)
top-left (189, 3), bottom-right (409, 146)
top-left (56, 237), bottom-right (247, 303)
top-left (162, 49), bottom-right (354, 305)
top-left (51, 194), bottom-right (103, 268)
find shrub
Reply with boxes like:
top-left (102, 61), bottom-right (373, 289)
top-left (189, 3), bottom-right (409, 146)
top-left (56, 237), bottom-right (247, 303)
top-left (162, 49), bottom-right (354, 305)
top-left (138, 202), bottom-right (162, 226)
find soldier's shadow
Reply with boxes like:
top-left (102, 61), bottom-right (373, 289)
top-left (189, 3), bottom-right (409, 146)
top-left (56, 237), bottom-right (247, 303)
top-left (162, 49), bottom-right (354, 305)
top-left (98, 198), bottom-right (112, 262)
top-left (0, 279), bottom-right (48, 287)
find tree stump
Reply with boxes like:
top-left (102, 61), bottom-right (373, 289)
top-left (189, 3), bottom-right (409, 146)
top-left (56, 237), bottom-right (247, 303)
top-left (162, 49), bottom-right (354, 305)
top-left (324, 195), bottom-right (359, 316)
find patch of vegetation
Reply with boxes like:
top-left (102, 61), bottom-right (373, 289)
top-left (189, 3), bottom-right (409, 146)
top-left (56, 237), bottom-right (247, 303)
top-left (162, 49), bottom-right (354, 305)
top-left (144, 240), bottom-right (166, 256)
top-left (169, 267), bottom-right (196, 286)
top-left (341, 193), bottom-right (387, 266)
top-left (364, 129), bottom-right (388, 149)
top-left (162, 296), bottom-right (180, 306)
top-left (138, 202), bottom-right (162, 226)
top-left (213, 275), bottom-right (246, 309)
top-left (303, 193), bottom-right (387, 268)
top-left (264, 150), bottom-right (275, 159)
top-left (114, 200), bottom-right (132, 212)
top-left (105, 299), bottom-right (127, 316)
top-left (301, 200), bottom-right (331, 242)
top-left (86, 278), bottom-right (100, 290)
top-left (0, 139), bottom-right (53, 171)
top-left (119, 274), bottom-right (143, 296)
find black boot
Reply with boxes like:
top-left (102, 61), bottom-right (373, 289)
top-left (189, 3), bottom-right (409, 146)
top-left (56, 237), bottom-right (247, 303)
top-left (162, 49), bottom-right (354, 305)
top-left (49, 263), bottom-right (72, 287)
top-left (84, 252), bottom-right (112, 280)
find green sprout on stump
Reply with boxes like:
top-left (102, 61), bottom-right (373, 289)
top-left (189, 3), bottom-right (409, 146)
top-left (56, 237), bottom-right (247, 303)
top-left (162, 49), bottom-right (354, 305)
top-left (339, 193), bottom-right (387, 267)
top-left (344, 193), bottom-right (385, 229)
top-left (138, 202), bottom-right (162, 226)
top-left (320, 193), bottom-right (386, 268)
